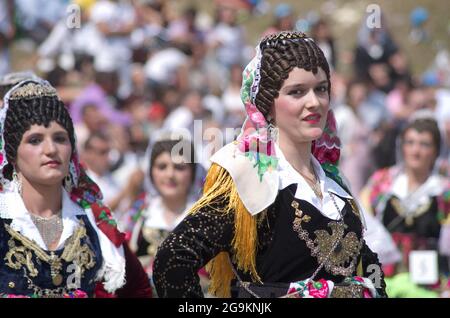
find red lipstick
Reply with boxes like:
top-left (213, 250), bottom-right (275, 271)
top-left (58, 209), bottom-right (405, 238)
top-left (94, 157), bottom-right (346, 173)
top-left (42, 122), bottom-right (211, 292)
top-left (303, 113), bottom-right (321, 124)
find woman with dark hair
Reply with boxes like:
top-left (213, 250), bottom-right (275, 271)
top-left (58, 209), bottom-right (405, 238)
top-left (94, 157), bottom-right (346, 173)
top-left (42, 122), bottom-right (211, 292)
top-left (0, 79), bottom-right (151, 298)
top-left (363, 115), bottom-right (450, 297)
top-left (126, 135), bottom-right (206, 296)
top-left (128, 137), bottom-right (197, 261)
top-left (153, 31), bottom-right (387, 298)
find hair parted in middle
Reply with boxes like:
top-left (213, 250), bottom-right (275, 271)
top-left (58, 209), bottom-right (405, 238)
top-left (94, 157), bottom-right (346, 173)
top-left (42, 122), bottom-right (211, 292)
top-left (401, 117), bottom-right (442, 157)
top-left (3, 83), bottom-right (75, 180)
top-left (150, 138), bottom-right (197, 185)
top-left (254, 31), bottom-right (331, 121)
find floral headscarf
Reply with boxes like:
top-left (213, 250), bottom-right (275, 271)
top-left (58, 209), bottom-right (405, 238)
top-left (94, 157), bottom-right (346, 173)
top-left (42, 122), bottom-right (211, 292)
top-left (210, 32), bottom-right (345, 216)
top-left (236, 34), bottom-right (342, 182)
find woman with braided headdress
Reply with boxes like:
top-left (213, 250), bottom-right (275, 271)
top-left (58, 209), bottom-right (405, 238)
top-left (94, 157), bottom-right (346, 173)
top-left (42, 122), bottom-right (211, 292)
top-left (0, 78), bottom-right (151, 298)
top-left (153, 31), bottom-right (387, 298)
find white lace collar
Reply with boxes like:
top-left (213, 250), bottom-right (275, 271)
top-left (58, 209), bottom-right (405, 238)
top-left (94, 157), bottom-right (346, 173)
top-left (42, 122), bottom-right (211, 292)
top-left (143, 196), bottom-right (193, 231)
top-left (390, 171), bottom-right (446, 214)
top-left (276, 145), bottom-right (353, 220)
top-left (0, 184), bottom-right (85, 251)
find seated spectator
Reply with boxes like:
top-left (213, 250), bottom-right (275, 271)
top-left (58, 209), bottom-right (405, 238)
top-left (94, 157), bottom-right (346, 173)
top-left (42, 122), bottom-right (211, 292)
top-left (311, 18), bottom-right (337, 70)
top-left (262, 3), bottom-right (295, 37)
top-left (81, 131), bottom-right (143, 219)
top-left (334, 79), bottom-right (374, 194)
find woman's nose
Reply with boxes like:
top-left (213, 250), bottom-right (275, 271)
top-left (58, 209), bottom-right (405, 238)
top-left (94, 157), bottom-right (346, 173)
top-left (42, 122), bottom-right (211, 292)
top-left (43, 139), bottom-right (57, 155)
top-left (305, 89), bottom-right (320, 108)
top-left (165, 165), bottom-right (176, 178)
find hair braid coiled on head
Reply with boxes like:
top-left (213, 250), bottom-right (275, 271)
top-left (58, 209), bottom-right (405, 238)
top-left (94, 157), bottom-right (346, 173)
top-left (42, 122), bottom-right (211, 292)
top-left (254, 31), bottom-right (331, 121)
top-left (3, 95), bottom-right (75, 180)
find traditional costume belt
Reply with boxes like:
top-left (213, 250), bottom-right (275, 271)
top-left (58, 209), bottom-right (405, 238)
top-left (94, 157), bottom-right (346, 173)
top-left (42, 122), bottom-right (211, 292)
top-left (231, 280), bottom-right (366, 298)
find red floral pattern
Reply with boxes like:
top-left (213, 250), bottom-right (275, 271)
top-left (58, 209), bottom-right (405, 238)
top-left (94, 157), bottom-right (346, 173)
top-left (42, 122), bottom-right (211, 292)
top-left (70, 166), bottom-right (125, 247)
top-left (312, 110), bottom-right (341, 165)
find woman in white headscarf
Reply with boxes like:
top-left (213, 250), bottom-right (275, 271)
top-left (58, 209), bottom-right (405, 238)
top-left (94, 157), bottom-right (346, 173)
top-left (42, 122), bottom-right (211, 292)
top-left (362, 115), bottom-right (450, 297)
top-left (126, 132), bottom-right (207, 296)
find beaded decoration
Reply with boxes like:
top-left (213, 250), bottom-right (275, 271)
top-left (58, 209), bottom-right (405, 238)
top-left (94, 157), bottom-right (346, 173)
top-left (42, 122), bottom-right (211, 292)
top-left (8, 82), bottom-right (57, 100)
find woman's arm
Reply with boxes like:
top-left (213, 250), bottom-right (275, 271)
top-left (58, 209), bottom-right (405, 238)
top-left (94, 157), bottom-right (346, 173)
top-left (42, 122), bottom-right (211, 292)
top-left (153, 201), bottom-right (235, 298)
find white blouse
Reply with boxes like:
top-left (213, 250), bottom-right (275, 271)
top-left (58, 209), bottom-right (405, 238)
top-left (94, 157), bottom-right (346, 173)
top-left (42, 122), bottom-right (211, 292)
top-left (276, 145), bottom-right (353, 221)
top-left (0, 185), bottom-right (85, 251)
top-left (0, 183), bottom-right (127, 292)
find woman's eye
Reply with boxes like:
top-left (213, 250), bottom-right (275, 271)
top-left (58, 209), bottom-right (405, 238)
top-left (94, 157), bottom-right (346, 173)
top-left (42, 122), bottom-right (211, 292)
top-left (316, 86), bottom-right (328, 93)
top-left (174, 164), bottom-right (188, 171)
top-left (156, 164), bottom-right (167, 170)
top-left (54, 135), bottom-right (69, 143)
top-left (289, 89), bottom-right (304, 96)
top-left (28, 137), bottom-right (41, 145)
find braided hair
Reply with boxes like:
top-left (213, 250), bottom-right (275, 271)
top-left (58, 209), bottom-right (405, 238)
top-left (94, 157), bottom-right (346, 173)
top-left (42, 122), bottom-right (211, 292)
top-left (255, 31), bottom-right (331, 120)
top-left (3, 86), bottom-right (75, 180)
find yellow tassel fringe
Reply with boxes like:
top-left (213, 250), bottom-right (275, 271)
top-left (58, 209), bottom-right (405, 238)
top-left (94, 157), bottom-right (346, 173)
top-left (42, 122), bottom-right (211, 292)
top-left (188, 163), bottom-right (261, 297)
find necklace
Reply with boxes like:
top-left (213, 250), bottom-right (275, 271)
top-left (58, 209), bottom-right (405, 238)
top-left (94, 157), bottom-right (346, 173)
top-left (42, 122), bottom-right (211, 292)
top-left (299, 163), bottom-right (323, 201)
top-left (292, 191), bottom-right (363, 277)
top-left (29, 210), bottom-right (63, 250)
top-left (233, 189), bottom-right (362, 299)
top-left (5, 220), bottom-right (95, 288)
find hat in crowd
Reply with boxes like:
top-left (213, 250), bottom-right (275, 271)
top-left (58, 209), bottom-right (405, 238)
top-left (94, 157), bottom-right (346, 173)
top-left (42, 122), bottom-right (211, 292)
top-left (422, 71), bottom-right (440, 87)
top-left (274, 3), bottom-right (292, 19)
top-left (73, 0), bottom-right (96, 11)
top-left (410, 7), bottom-right (429, 27)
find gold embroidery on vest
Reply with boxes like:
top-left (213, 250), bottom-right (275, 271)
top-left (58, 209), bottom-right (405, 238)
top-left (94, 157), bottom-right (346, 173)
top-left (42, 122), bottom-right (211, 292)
top-left (391, 197), bottom-right (432, 226)
top-left (4, 219), bottom-right (96, 286)
top-left (313, 222), bottom-right (362, 276)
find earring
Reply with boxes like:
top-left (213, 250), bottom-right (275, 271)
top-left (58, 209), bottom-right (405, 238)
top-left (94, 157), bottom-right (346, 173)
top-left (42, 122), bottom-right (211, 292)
top-left (267, 121), bottom-right (278, 139)
top-left (12, 169), bottom-right (22, 196)
top-left (64, 174), bottom-right (73, 193)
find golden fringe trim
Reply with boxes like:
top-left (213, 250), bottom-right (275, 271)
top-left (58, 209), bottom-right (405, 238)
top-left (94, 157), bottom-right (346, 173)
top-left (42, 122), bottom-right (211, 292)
top-left (188, 163), bottom-right (261, 297)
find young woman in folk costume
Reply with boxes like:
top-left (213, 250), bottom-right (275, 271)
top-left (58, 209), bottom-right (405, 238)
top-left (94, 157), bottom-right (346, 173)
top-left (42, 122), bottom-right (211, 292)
top-left (362, 116), bottom-right (450, 297)
top-left (153, 31), bottom-right (387, 298)
top-left (0, 79), bottom-right (151, 297)
top-left (126, 135), bottom-right (209, 296)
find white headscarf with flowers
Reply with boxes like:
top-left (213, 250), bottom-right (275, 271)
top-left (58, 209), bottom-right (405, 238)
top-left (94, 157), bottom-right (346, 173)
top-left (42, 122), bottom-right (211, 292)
top-left (210, 35), bottom-right (343, 215)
